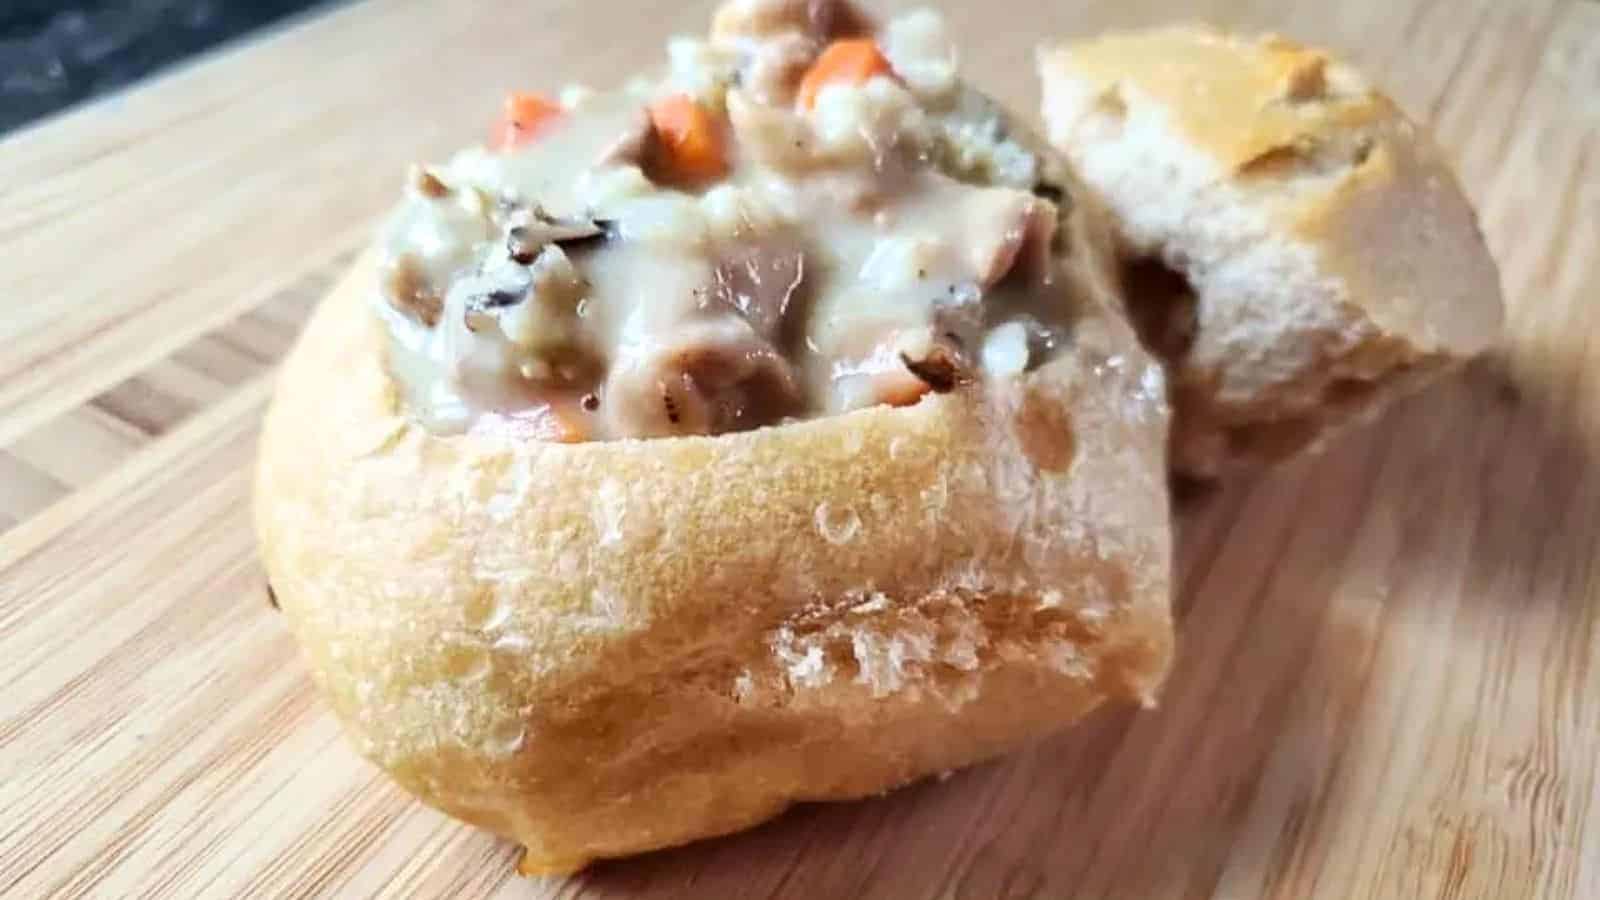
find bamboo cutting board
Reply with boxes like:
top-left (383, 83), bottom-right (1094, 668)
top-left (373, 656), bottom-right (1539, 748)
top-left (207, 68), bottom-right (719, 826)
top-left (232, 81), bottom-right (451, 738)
top-left (2, 0), bottom-right (1598, 896)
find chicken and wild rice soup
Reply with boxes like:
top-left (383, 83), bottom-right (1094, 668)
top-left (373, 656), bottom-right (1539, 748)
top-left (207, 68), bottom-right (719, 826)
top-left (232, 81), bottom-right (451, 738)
top-left (375, 0), bottom-right (1098, 442)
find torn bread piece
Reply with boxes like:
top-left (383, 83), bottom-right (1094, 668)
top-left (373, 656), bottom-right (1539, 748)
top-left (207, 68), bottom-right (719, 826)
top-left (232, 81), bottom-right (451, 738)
top-left (1039, 27), bottom-right (1504, 477)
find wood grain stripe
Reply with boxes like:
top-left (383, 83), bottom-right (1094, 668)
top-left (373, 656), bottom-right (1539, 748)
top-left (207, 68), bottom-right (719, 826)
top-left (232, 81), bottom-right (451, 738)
top-left (0, 248), bottom-right (351, 541)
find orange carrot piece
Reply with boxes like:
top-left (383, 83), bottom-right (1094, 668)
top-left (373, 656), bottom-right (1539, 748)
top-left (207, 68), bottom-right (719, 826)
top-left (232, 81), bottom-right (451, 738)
top-left (523, 404), bottom-right (589, 443)
top-left (646, 94), bottom-right (728, 183)
top-left (490, 92), bottom-right (564, 151)
top-left (797, 38), bottom-right (893, 109)
top-left (475, 400), bottom-right (590, 443)
top-left (545, 410), bottom-right (588, 443)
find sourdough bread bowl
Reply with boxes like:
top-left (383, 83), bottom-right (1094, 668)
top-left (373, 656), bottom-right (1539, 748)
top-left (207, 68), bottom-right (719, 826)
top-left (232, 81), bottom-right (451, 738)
top-left (256, 0), bottom-right (1175, 873)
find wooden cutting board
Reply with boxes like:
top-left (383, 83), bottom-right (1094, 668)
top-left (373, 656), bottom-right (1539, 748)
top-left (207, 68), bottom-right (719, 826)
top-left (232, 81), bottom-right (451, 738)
top-left (2, 0), bottom-right (1597, 897)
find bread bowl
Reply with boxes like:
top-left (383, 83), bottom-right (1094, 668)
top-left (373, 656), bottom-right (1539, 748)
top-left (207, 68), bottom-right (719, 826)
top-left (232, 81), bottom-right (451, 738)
top-left (256, 0), bottom-right (1174, 873)
top-left (1039, 27), bottom-right (1504, 477)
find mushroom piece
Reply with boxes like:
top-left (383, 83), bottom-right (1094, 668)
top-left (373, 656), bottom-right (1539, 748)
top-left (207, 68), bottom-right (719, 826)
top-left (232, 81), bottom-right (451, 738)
top-left (505, 206), bottom-right (615, 263)
top-left (712, 0), bottom-right (871, 42)
top-left (604, 317), bottom-right (802, 437)
top-left (709, 240), bottom-right (807, 341)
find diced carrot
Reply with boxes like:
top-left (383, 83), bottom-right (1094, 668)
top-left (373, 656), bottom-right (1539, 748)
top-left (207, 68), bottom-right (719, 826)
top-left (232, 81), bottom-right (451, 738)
top-left (490, 92), bottom-right (564, 151)
top-left (646, 94), bottom-right (728, 183)
top-left (797, 38), bottom-right (893, 109)
top-left (479, 403), bottom-right (588, 443)
top-left (538, 402), bottom-right (589, 443)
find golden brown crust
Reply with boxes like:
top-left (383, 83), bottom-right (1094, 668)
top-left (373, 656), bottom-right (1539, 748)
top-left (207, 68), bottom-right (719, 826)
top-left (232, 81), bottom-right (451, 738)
top-left (1043, 27), bottom-right (1395, 173)
top-left (256, 238), bottom-right (1173, 870)
top-left (1039, 27), bottom-right (1504, 477)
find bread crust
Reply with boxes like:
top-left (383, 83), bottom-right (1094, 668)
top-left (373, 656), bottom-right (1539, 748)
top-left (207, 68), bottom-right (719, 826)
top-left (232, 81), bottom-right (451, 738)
top-left (255, 240), bottom-right (1174, 871)
top-left (1039, 27), bottom-right (1504, 477)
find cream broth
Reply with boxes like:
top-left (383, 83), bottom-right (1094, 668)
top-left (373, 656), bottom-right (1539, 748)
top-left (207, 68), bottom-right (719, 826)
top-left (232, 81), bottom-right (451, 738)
top-left (374, 0), bottom-right (1085, 441)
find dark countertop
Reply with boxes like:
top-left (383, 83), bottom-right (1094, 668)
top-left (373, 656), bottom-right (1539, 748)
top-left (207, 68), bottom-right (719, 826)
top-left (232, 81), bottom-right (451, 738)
top-left (0, 0), bottom-right (336, 134)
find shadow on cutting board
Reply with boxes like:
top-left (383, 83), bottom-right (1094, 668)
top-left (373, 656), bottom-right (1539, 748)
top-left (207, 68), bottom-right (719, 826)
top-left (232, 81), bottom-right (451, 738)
top-left (554, 350), bottom-right (1598, 899)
